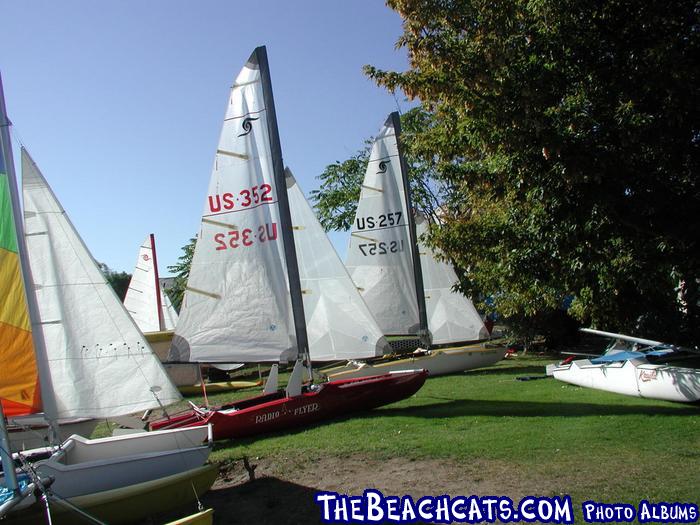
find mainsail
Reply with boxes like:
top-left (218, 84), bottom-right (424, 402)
top-left (124, 235), bottom-right (178, 332)
top-left (0, 85), bottom-right (40, 418)
top-left (22, 149), bottom-right (181, 419)
top-left (346, 113), bottom-right (487, 345)
top-left (286, 168), bottom-right (390, 361)
top-left (345, 115), bottom-right (420, 336)
top-left (170, 48), bottom-right (297, 363)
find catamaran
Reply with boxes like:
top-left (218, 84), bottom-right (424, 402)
top-left (323, 113), bottom-right (506, 380)
top-left (0, 72), bottom-right (212, 522)
top-left (149, 46), bottom-right (426, 440)
top-left (547, 328), bottom-right (700, 403)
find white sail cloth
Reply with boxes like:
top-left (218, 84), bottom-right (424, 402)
top-left (161, 290), bottom-right (179, 329)
top-left (345, 117), bottom-right (419, 335)
top-left (416, 214), bottom-right (489, 344)
top-left (287, 169), bottom-right (390, 361)
top-left (170, 52), bottom-right (296, 363)
top-left (22, 149), bottom-right (181, 419)
top-left (346, 115), bottom-right (487, 344)
top-left (124, 236), bottom-right (178, 332)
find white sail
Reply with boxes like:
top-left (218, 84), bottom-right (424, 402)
top-left (169, 52), bottom-right (296, 363)
top-left (346, 114), bottom-right (487, 344)
top-left (286, 169), bottom-right (390, 361)
top-left (124, 236), bottom-right (178, 333)
top-left (161, 288), bottom-right (179, 329)
top-left (21, 149), bottom-right (181, 419)
top-left (416, 214), bottom-right (489, 344)
top-left (345, 116), bottom-right (420, 335)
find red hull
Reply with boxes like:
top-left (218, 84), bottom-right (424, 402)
top-left (150, 370), bottom-right (427, 440)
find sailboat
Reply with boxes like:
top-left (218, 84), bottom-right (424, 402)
top-left (149, 46), bottom-right (426, 440)
top-left (5, 464), bottom-right (218, 525)
top-left (546, 328), bottom-right (700, 403)
top-left (0, 72), bottom-right (40, 519)
top-left (0, 71), bottom-right (212, 521)
top-left (124, 234), bottom-right (179, 334)
top-left (324, 113), bottom-right (506, 380)
top-left (125, 234), bottom-right (264, 392)
top-left (124, 234), bottom-right (206, 388)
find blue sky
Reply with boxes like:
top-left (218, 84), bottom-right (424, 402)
top-left (1, 1), bottom-right (412, 274)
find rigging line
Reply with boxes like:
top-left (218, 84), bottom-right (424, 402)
top-left (392, 90), bottom-right (403, 115)
top-left (7, 120), bottom-right (28, 150)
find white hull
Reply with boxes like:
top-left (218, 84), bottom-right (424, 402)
top-left (324, 343), bottom-right (506, 380)
top-left (6, 416), bottom-right (98, 452)
top-left (549, 358), bottom-right (700, 403)
top-left (3, 426), bottom-right (211, 499)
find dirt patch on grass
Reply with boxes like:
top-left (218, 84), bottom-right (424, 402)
top-left (188, 454), bottom-right (573, 524)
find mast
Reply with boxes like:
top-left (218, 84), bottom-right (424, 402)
top-left (149, 233), bottom-right (166, 332)
top-left (0, 74), bottom-right (60, 432)
top-left (254, 46), bottom-right (310, 366)
top-left (0, 404), bottom-right (19, 506)
top-left (0, 75), bottom-right (26, 500)
top-left (390, 111), bottom-right (431, 348)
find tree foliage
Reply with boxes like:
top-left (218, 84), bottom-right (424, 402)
top-left (359, 0), bottom-right (699, 344)
top-left (167, 236), bottom-right (197, 311)
top-left (98, 262), bottom-right (132, 302)
top-left (311, 107), bottom-right (444, 231)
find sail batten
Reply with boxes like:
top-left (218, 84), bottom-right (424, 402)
top-left (22, 149), bottom-right (181, 419)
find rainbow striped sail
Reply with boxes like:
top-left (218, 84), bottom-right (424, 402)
top-left (0, 124), bottom-right (41, 417)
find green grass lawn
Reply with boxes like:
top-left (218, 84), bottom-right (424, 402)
top-left (170, 356), bottom-right (699, 519)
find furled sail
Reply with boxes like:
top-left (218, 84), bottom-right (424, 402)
top-left (286, 168), bottom-right (390, 361)
top-left (416, 214), bottom-right (489, 344)
top-left (22, 149), bottom-right (181, 419)
top-left (0, 115), bottom-right (40, 418)
top-left (169, 50), bottom-right (296, 363)
top-left (345, 115), bottom-right (420, 336)
top-left (124, 235), bottom-right (178, 332)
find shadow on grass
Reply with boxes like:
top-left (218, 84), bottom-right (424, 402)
top-left (372, 397), bottom-right (699, 419)
top-left (459, 364), bottom-right (551, 377)
top-left (219, 397), bottom-right (698, 450)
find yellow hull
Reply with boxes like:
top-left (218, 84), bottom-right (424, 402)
top-left (178, 379), bottom-right (263, 395)
top-left (166, 508), bottom-right (214, 525)
top-left (323, 341), bottom-right (507, 380)
top-left (8, 464), bottom-right (217, 525)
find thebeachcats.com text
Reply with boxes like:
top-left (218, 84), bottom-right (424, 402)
top-left (314, 490), bottom-right (699, 523)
